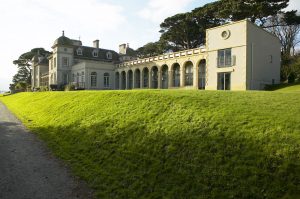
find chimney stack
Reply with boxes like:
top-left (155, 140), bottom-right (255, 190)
top-left (119, 43), bottom-right (127, 55)
top-left (93, 40), bottom-right (99, 49)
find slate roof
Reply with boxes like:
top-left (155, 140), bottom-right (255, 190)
top-left (74, 46), bottom-right (119, 62)
top-left (53, 36), bottom-right (73, 47)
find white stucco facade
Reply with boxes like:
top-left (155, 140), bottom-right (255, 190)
top-left (31, 19), bottom-right (281, 91)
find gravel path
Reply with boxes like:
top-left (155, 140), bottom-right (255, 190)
top-left (0, 102), bottom-right (94, 199)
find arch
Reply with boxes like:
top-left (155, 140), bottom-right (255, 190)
top-left (142, 67), bottom-right (149, 88)
top-left (104, 72), bottom-right (110, 88)
top-left (198, 59), bottom-right (206, 89)
top-left (91, 72), bottom-right (97, 88)
top-left (184, 61), bottom-right (193, 86)
top-left (115, 72), bottom-right (120, 89)
top-left (134, 69), bottom-right (141, 88)
top-left (161, 65), bottom-right (168, 89)
top-left (121, 71), bottom-right (126, 90)
top-left (151, 66), bottom-right (158, 89)
top-left (128, 70), bottom-right (133, 90)
top-left (172, 63), bottom-right (180, 87)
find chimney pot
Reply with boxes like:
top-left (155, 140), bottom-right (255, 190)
top-left (93, 40), bottom-right (99, 48)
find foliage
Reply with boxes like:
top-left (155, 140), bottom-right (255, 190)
top-left (40, 86), bottom-right (49, 92)
top-left (1, 90), bottom-right (299, 198)
top-left (280, 54), bottom-right (300, 82)
top-left (217, 0), bottom-right (289, 26)
top-left (12, 48), bottom-right (50, 87)
top-left (159, 13), bottom-right (202, 50)
top-left (267, 13), bottom-right (300, 56)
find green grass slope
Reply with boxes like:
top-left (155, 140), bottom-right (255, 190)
top-left (1, 90), bottom-right (300, 198)
top-left (267, 83), bottom-right (300, 92)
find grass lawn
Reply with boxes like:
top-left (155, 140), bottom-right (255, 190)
top-left (1, 90), bottom-right (299, 198)
top-left (267, 82), bottom-right (300, 92)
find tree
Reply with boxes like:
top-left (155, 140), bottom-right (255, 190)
top-left (218, 0), bottom-right (289, 26)
top-left (136, 40), bottom-right (173, 58)
top-left (267, 13), bottom-right (300, 56)
top-left (12, 48), bottom-right (50, 87)
top-left (159, 13), bottom-right (201, 50)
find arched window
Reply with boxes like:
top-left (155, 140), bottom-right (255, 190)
top-left (92, 50), bottom-right (98, 57)
top-left (104, 73), bottom-right (110, 88)
top-left (91, 72), bottom-right (97, 87)
top-left (77, 48), bottom-right (83, 55)
top-left (185, 62), bottom-right (193, 86)
top-left (106, 52), bottom-right (112, 60)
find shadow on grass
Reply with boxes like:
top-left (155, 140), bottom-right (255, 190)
top-left (29, 119), bottom-right (300, 199)
top-left (265, 82), bottom-right (300, 91)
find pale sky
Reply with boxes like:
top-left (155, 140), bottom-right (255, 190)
top-left (0, 0), bottom-right (299, 91)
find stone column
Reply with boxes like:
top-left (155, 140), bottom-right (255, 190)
top-left (119, 73), bottom-right (122, 90)
top-left (140, 70), bottom-right (144, 88)
top-left (158, 71), bottom-right (162, 89)
top-left (180, 68), bottom-right (185, 88)
top-left (132, 70), bottom-right (136, 89)
top-left (125, 72), bottom-right (128, 90)
top-left (148, 69), bottom-right (151, 89)
top-left (193, 64), bottom-right (199, 89)
top-left (168, 70), bottom-right (173, 88)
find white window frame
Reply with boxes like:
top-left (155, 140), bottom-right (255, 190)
top-left (104, 73), bottom-right (110, 88)
top-left (93, 50), bottom-right (99, 57)
top-left (62, 57), bottom-right (69, 67)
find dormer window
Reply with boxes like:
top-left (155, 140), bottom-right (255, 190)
top-left (106, 51), bottom-right (112, 59)
top-left (77, 48), bottom-right (82, 55)
top-left (93, 50), bottom-right (99, 57)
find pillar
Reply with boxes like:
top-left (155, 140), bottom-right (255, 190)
top-left (133, 70), bottom-right (136, 89)
top-left (180, 68), bottom-right (185, 87)
top-left (168, 70), bottom-right (173, 88)
top-left (158, 71), bottom-right (162, 89)
top-left (193, 64), bottom-right (199, 89)
top-left (148, 69), bottom-right (151, 89)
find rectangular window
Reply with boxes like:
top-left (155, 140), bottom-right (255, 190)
top-left (217, 49), bottom-right (232, 67)
top-left (50, 60), bottom-right (53, 70)
top-left (62, 57), bottom-right (69, 67)
top-left (54, 58), bottom-right (56, 68)
top-left (217, 72), bottom-right (231, 90)
top-left (104, 77), bottom-right (109, 88)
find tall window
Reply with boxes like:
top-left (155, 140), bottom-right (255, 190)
top-left (62, 57), bottom-right (69, 67)
top-left (72, 74), bottom-right (75, 82)
top-left (77, 73), bottom-right (80, 83)
top-left (50, 60), bottom-right (53, 70)
top-left (91, 72), bottom-right (97, 87)
top-left (185, 62), bottom-right (193, 86)
top-left (217, 48), bottom-right (232, 67)
top-left (54, 58), bottom-right (56, 68)
top-left (77, 48), bottom-right (82, 55)
top-left (104, 73), bottom-right (110, 88)
top-left (81, 72), bottom-right (85, 83)
top-left (217, 72), bottom-right (231, 90)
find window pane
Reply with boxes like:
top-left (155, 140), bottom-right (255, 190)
top-left (218, 50), bottom-right (225, 67)
top-left (225, 49), bottom-right (232, 66)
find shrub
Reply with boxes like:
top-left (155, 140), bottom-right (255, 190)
top-left (64, 84), bottom-right (75, 91)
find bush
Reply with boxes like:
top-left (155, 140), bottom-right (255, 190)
top-left (40, 86), bottom-right (49, 92)
top-left (64, 84), bottom-right (75, 91)
top-left (50, 84), bottom-right (58, 91)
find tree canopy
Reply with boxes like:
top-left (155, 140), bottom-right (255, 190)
top-left (136, 0), bottom-right (300, 57)
top-left (11, 48), bottom-right (50, 91)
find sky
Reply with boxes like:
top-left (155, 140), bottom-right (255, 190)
top-left (0, 0), bottom-right (299, 91)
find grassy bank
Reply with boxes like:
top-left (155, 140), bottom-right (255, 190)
top-left (1, 90), bottom-right (299, 198)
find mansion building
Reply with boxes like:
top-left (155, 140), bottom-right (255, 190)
top-left (31, 20), bottom-right (281, 91)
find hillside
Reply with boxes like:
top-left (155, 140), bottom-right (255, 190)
top-left (1, 90), bottom-right (299, 198)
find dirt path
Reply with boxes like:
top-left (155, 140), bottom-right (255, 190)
top-left (0, 102), bottom-right (94, 199)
